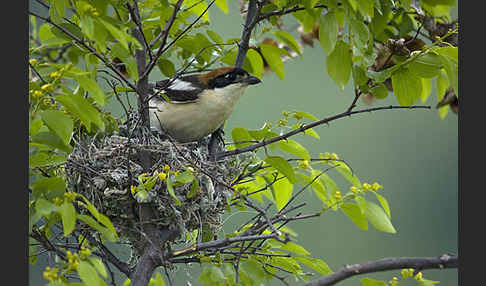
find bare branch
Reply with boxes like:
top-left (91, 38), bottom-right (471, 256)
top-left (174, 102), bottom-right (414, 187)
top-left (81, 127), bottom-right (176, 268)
top-left (258, 4), bottom-right (327, 21)
top-left (302, 254), bottom-right (458, 286)
top-left (234, 0), bottom-right (260, 68)
top-left (216, 105), bottom-right (431, 159)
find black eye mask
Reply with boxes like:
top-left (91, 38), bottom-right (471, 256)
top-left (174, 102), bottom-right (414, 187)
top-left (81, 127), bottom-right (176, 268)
top-left (208, 68), bottom-right (249, 89)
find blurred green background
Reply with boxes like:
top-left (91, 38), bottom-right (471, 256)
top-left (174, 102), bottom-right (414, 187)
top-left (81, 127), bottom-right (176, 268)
top-left (29, 1), bottom-right (458, 285)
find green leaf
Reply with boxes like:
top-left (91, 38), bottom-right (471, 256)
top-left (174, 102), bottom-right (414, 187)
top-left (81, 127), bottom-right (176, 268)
top-left (231, 127), bottom-right (254, 148)
top-left (75, 75), bottom-right (106, 106)
top-left (277, 140), bottom-right (310, 160)
top-left (437, 51), bottom-right (458, 95)
top-left (174, 170), bottom-right (195, 186)
top-left (326, 40), bottom-right (353, 90)
top-left (51, 22), bottom-right (83, 41)
top-left (56, 94), bottom-right (105, 132)
top-left (246, 48), bottom-right (264, 78)
top-left (341, 203), bottom-right (368, 230)
top-left (295, 256), bottom-right (332, 275)
top-left (364, 201), bottom-right (396, 233)
top-left (153, 272), bottom-right (166, 286)
top-left (391, 67), bottom-right (422, 106)
top-left (98, 18), bottom-right (136, 51)
top-left (370, 83), bottom-right (388, 99)
top-left (241, 257), bottom-right (266, 285)
top-left (77, 214), bottom-right (117, 242)
top-left (78, 195), bottom-right (117, 237)
top-left (361, 277), bottom-right (388, 286)
top-left (374, 193), bottom-right (391, 218)
top-left (350, 16), bottom-right (370, 50)
top-left (29, 151), bottom-right (67, 168)
top-left (272, 176), bottom-right (293, 211)
top-left (358, 0), bottom-right (375, 18)
top-left (199, 266), bottom-right (226, 285)
top-left (157, 59), bottom-right (176, 78)
top-left (214, 0), bottom-right (228, 13)
top-left (207, 30), bottom-right (223, 44)
top-left (187, 178), bottom-right (199, 198)
top-left (185, 0), bottom-right (210, 21)
top-left (420, 78), bottom-right (432, 103)
top-left (35, 198), bottom-right (59, 216)
top-left (265, 156), bottom-right (296, 183)
top-left (40, 110), bottom-right (73, 145)
top-left (29, 119), bottom-right (43, 137)
top-left (89, 257), bottom-right (108, 279)
top-left (260, 44), bottom-right (285, 80)
top-left (60, 202), bottom-right (76, 236)
top-left (166, 178), bottom-right (182, 206)
top-left (409, 52), bottom-right (443, 78)
top-left (293, 111), bottom-right (318, 121)
top-left (319, 11), bottom-right (338, 55)
top-left (335, 162), bottom-right (361, 186)
top-left (274, 31), bottom-right (301, 55)
top-left (78, 260), bottom-right (103, 286)
top-left (271, 241), bottom-right (310, 255)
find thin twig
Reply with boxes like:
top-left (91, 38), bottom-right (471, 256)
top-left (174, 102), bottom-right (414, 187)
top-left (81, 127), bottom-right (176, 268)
top-left (303, 255), bottom-right (458, 286)
top-left (217, 105), bottom-right (431, 159)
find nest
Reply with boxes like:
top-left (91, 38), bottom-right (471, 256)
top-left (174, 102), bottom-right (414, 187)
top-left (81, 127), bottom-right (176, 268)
top-left (65, 114), bottom-right (253, 255)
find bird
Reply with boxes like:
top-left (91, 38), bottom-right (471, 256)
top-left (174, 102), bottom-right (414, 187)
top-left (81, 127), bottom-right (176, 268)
top-left (148, 66), bottom-right (261, 143)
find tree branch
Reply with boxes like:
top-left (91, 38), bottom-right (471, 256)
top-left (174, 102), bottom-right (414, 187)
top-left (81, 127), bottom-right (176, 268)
top-left (234, 0), bottom-right (260, 68)
top-left (216, 105), bottom-right (431, 160)
top-left (257, 4), bottom-right (327, 22)
top-left (303, 255), bottom-right (458, 286)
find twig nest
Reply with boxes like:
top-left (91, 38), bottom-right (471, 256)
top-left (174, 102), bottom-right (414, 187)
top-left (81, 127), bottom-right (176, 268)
top-left (65, 120), bottom-right (253, 250)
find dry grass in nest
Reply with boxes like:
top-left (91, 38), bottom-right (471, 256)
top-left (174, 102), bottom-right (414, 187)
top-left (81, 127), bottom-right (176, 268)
top-left (65, 118), bottom-right (252, 253)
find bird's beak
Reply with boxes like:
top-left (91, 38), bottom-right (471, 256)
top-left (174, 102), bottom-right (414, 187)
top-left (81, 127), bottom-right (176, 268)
top-left (241, 75), bottom-right (261, 85)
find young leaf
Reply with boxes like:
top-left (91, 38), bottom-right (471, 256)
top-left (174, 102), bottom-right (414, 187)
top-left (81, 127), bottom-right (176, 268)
top-left (56, 94), bottom-right (105, 132)
top-left (272, 176), bottom-right (293, 211)
top-left (319, 11), bottom-right (338, 55)
top-left (153, 272), bottom-right (166, 286)
top-left (59, 201), bottom-right (76, 236)
top-left (274, 31), bottom-right (301, 55)
top-left (408, 52), bottom-right (443, 78)
top-left (326, 40), bottom-right (353, 90)
top-left (75, 75), bottom-right (106, 106)
top-left (260, 44), bottom-right (285, 80)
top-left (420, 78), bottom-right (432, 103)
top-left (270, 240), bottom-right (310, 255)
top-left (277, 140), bottom-right (310, 160)
top-left (246, 48), bottom-right (264, 78)
top-left (215, 0), bottom-right (228, 13)
top-left (364, 201), bottom-right (396, 233)
top-left (166, 178), bottom-right (182, 206)
top-left (374, 193), bottom-right (391, 218)
top-left (40, 110), bottom-right (73, 145)
top-left (232, 127), bottom-right (254, 148)
top-left (369, 83), bottom-right (388, 99)
top-left (295, 256), bottom-right (333, 276)
top-left (391, 67), bottom-right (422, 106)
top-left (264, 156), bottom-right (297, 183)
top-left (341, 203), bottom-right (369, 230)
top-left (78, 260), bottom-right (103, 286)
top-left (157, 59), bottom-right (176, 78)
top-left (89, 257), bottom-right (108, 279)
top-left (77, 214), bottom-right (117, 242)
top-left (335, 162), bottom-right (361, 187)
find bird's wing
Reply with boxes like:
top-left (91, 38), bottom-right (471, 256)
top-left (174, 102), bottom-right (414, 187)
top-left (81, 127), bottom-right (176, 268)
top-left (153, 75), bottom-right (206, 103)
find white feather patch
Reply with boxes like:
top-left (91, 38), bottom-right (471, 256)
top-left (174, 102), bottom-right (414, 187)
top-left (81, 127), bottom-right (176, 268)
top-left (169, 79), bottom-right (198, 91)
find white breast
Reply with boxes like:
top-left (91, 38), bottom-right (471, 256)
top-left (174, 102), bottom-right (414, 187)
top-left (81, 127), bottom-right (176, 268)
top-left (149, 84), bottom-right (248, 142)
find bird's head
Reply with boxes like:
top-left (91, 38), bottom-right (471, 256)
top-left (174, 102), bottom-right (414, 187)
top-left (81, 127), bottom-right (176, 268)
top-left (199, 66), bottom-right (261, 90)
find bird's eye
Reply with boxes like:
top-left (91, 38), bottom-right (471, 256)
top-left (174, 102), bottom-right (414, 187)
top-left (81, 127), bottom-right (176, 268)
top-left (225, 73), bottom-right (236, 81)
